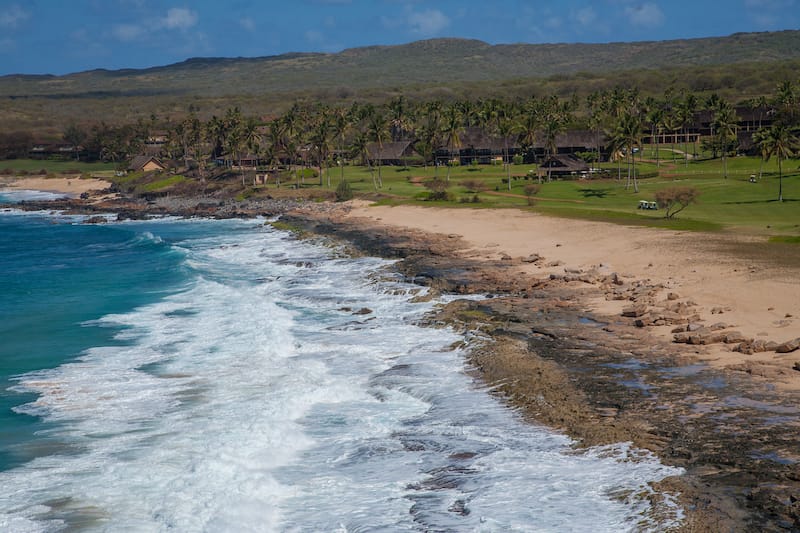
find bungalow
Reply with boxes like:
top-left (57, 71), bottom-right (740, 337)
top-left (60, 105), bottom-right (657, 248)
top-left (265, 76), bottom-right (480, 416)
top-left (366, 141), bottom-right (417, 166)
top-left (538, 154), bottom-right (590, 177)
top-left (128, 155), bottom-right (166, 173)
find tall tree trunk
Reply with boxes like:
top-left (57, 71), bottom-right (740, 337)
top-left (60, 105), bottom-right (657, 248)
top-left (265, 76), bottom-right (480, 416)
top-left (505, 142), bottom-right (511, 191)
top-left (779, 158), bottom-right (783, 202)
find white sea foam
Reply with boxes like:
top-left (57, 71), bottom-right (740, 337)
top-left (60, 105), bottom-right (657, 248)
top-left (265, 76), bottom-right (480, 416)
top-left (0, 189), bottom-right (68, 203)
top-left (0, 220), bottom-right (684, 532)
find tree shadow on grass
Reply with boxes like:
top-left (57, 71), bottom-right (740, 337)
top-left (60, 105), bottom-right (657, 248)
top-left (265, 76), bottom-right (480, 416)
top-left (721, 198), bottom-right (799, 205)
top-left (578, 188), bottom-right (612, 198)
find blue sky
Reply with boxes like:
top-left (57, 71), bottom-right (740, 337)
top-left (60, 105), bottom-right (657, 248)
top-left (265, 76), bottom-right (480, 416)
top-left (1, 0), bottom-right (797, 75)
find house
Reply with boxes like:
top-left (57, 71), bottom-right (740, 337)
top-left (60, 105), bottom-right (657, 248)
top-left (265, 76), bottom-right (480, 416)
top-left (453, 126), bottom-right (518, 165)
top-left (128, 155), bottom-right (166, 173)
top-left (29, 142), bottom-right (83, 160)
top-left (366, 141), bottom-right (417, 166)
top-left (538, 154), bottom-right (590, 177)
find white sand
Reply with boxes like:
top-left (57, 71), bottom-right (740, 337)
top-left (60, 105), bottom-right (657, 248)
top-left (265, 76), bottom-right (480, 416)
top-left (1, 176), bottom-right (111, 196)
top-left (344, 203), bottom-right (800, 387)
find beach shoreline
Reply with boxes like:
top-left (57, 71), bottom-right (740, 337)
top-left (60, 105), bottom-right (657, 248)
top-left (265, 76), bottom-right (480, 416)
top-left (0, 176), bottom-right (114, 198)
top-left (282, 202), bottom-right (800, 531)
top-left (6, 187), bottom-right (800, 530)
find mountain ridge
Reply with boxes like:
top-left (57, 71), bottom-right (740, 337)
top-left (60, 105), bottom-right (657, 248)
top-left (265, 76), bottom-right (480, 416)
top-left (2, 30), bottom-right (799, 99)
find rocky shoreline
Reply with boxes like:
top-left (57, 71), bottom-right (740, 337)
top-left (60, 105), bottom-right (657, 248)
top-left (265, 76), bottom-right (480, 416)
top-left (279, 209), bottom-right (800, 532)
top-left (10, 193), bottom-right (800, 531)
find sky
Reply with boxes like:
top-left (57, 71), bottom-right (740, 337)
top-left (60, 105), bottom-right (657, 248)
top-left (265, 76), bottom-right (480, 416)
top-left (1, 0), bottom-right (798, 75)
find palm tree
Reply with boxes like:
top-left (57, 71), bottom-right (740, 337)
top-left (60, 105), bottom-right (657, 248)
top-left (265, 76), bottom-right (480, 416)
top-left (351, 129), bottom-right (377, 190)
top-left (757, 122), bottom-right (797, 202)
top-left (609, 109), bottom-right (644, 192)
top-left (330, 106), bottom-right (350, 184)
top-left (367, 110), bottom-right (389, 188)
top-left (388, 96), bottom-right (412, 142)
top-left (645, 97), bottom-right (664, 167)
top-left (678, 90), bottom-right (699, 163)
top-left (441, 104), bottom-right (463, 182)
top-left (540, 96), bottom-right (569, 183)
top-left (419, 100), bottom-right (443, 174)
top-left (711, 101), bottom-right (739, 179)
top-left (308, 106), bottom-right (333, 187)
top-left (497, 115), bottom-right (517, 191)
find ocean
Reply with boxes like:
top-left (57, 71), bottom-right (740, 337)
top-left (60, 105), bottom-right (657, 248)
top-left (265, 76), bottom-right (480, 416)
top-left (0, 190), bottom-right (683, 532)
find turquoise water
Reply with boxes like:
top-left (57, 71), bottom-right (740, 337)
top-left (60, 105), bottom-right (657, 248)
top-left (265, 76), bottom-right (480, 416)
top-left (0, 199), bottom-right (684, 531)
top-left (0, 210), bottom-right (193, 469)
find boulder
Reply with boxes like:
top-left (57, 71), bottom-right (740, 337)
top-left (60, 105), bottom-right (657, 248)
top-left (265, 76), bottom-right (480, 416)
top-left (734, 339), bottom-right (781, 355)
top-left (622, 304), bottom-right (648, 318)
top-left (776, 337), bottom-right (800, 354)
top-left (688, 330), bottom-right (728, 345)
top-left (723, 331), bottom-right (751, 344)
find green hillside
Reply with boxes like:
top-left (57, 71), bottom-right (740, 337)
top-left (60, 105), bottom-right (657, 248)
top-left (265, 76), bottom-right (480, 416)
top-left (3, 31), bottom-right (800, 137)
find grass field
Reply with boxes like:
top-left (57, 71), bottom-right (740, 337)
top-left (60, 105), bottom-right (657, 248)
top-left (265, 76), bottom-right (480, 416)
top-left (330, 156), bottom-right (800, 236)
top-left (5, 155), bottom-right (799, 237)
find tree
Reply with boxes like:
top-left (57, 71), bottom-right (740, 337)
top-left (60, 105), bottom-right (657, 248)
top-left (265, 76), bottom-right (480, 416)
top-left (441, 104), bottom-right (463, 182)
top-left (497, 114), bottom-right (517, 191)
top-left (655, 186), bottom-right (700, 219)
top-left (540, 96), bottom-right (569, 183)
top-left (608, 104), bottom-right (644, 192)
top-left (757, 122), bottom-right (797, 202)
top-left (711, 100), bottom-right (739, 179)
top-left (62, 123), bottom-right (86, 161)
top-left (523, 183), bottom-right (540, 206)
top-left (644, 97), bottom-right (664, 167)
top-left (367, 110), bottom-right (388, 188)
top-left (331, 106), bottom-right (350, 183)
top-left (423, 177), bottom-right (450, 201)
top-left (677, 90), bottom-right (699, 163)
top-left (309, 106), bottom-right (333, 187)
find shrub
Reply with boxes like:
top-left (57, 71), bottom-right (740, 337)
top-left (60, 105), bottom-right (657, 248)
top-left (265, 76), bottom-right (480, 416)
top-left (655, 186), bottom-right (700, 219)
top-left (512, 154), bottom-right (524, 165)
top-left (335, 179), bottom-right (353, 202)
top-left (459, 194), bottom-right (482, 204)
top-left (423, 177), bottom-right (450, 201)
top-left (461, 179), bottom-right (487, 193)
top-left (523, 184), bottom-right (541, 206)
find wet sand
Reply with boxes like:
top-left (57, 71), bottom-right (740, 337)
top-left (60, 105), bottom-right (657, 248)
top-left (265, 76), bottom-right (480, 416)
top-left (0, 176), bottom-right (112, 197)
top-left (284, 202), bottom-right (800, 531)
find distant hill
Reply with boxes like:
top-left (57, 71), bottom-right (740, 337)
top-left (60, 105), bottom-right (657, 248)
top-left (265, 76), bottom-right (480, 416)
top-left (2, 30), bottom-right (800, 99)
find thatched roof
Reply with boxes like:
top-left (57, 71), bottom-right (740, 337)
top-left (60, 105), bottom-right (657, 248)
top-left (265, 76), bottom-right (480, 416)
top-left (128, 155), bottom-right (165, 171)
top-left (366, 140), bottom-right (415, 160)
top-left (540, 154), bottom-right (590, 173)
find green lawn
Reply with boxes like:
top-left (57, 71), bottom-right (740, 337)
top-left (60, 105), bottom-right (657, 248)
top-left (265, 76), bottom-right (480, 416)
top-left (7, 156), bottom-right (798, 237)
top-left (330, 157), bottom-right (800, 236)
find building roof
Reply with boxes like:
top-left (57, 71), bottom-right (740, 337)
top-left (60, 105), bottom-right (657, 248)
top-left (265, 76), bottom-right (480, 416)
top-left (366, 140), bottom-right (415, 160)
top-left (128, 155), bottom-right (165, 171)
top-left (540, 154), bottom-right (590, 173)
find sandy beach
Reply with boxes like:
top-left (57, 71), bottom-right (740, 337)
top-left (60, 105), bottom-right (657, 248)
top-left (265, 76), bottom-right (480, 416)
top-left (0, 176), bottom-right (112, 197)
top-left (281, 201), bottom-right (800, 529)
top-left (341, 203), bottom-right (800, 388)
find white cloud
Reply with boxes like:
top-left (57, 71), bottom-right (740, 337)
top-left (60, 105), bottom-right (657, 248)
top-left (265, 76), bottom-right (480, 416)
top-left (240, 17), bottom-right (256, 32)
top-left (159, 8), bottom-right (198, 30)
top-left (113, 23), bottom-right (145, 41)
top-left (745, 0), bottom-right (795, 7)
top-left (624, 2), bottom-right (665, 28)
top-left (110, 7), bottom-right (199, 42)
top-left (305, 29), bottom-right (324, 44)
top-left (545, 16), bottom-right (563, 30)
top-left (0, 4), bottom-right (29, 28)
top-left (408, 8), bottom-right (450, 36)
top-left (575, 7), bottom-right (597, 27)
